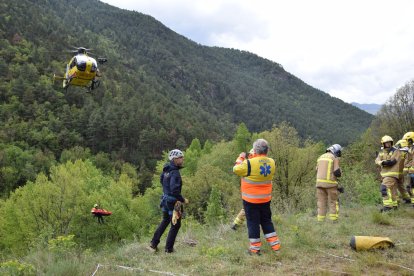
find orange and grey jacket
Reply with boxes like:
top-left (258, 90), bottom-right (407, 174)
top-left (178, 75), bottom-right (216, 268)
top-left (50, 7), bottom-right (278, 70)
top-left (316, 152), bottom-right (341, 188)
top-left (375, 147), bottom-right (402, 179)
top-left (233, 154), bottom-right (275, 204)
top-left (404, 147), bottom-right (414, 174)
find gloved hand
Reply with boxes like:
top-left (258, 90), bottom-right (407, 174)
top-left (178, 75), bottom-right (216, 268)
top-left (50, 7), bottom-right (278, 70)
top-left (382, 159), bottom-right (396, 166)
top-left (172, 210), bottom-right (179, 225)
top-left (172, 201), bottom-right (183, 225)
top-left (184, 198), bottom-right (189, 204)
top-left (337, 186), bottom-right (344, 193)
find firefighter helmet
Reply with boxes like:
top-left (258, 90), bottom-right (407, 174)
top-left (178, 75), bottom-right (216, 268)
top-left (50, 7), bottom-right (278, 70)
top-left (381, 135), bottom-right (393, 144)
top-left (402, 132), bottom-right (414, 144)
top-left (395, 139), bottom-right (408, 148)
top-left (168, 149), bottom-right (184, 160)
top-left (327, 144), bottom-right (342, 157)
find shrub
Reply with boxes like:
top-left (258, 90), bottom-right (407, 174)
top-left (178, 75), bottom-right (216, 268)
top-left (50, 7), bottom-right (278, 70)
top-left (0, 260), bottom-right (36, 276)
top-left (48, 234), bottom-right (77, 254)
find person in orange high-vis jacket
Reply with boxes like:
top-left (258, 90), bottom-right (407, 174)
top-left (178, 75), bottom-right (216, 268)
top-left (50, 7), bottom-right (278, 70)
top-left (316, 144), bottom-right (342, 222)
top-left (233, 139), bottom-right (280, 255)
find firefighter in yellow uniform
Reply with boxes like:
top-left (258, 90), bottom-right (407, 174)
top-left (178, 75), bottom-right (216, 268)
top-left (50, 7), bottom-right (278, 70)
top-left (375, 135), bottom-right (402, 212)
top-left (316, 144), bottom-right (342, 222)
top-left (394, 139), bottom-right (411, 204)
top-left (403, 132), bottom-right (414, 206)
top-left (233, 139), bottom-right (280, 255)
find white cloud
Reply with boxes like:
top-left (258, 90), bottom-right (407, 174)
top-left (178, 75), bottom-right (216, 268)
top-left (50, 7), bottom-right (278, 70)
top-left (101, 0), bottom-right (414, 104)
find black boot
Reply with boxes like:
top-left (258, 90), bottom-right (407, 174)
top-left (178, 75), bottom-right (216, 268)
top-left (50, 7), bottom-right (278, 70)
top-left (380, 206), bottom-right (393, 213)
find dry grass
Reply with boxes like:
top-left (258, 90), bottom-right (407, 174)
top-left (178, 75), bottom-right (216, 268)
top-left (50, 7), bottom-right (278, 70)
top-left (15, 205), bottom-right (414, 275)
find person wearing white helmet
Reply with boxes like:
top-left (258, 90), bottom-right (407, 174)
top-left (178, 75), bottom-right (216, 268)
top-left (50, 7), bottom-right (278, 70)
top-left (91, 203), bottom-right (104, 224)
top-left (149, 149), bottom-right (188, 253)
top-left (316, 144), bottom-right (342, 222)
top-left (375, 135), bottom-right (402, 212)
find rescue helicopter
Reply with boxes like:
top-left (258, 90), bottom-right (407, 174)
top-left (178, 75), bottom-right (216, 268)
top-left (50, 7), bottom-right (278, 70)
top-left (53, 47), bottom-right (107, 91)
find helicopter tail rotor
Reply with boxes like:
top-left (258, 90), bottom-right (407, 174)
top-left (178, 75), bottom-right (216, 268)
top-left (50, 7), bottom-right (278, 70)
top-left (97, 58), bottom-right (108, 64)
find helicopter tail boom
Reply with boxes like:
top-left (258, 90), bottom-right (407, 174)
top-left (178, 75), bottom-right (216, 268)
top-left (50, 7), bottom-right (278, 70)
top-left (53, 74), bottom-right (66, 81)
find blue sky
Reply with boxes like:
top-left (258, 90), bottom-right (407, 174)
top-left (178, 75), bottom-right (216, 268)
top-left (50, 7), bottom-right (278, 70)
top-left (101, 0), bottom-right (414, 104)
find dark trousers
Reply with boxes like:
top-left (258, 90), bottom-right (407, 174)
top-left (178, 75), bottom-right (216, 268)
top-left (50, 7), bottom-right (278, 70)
top-left (243, 200), bottom-right (275, 238)
top-left (151, 211), bottom-right (181, 252)
top-left (95, 215), bottom-right (104, 224)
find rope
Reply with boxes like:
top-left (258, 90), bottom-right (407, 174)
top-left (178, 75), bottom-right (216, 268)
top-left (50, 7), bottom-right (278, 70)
top-left (317, 248), bottom-right (414, 273)
top-left (375, 261), bottom-right (414, 273)
top-left (91, 263), bottom-right (187, 276)
top-left (317, 267), bottom-right (350, 275)
top-left (91, 263), bottom-right (101, 276)
top-left (316, 249), bottom-right (356, 262)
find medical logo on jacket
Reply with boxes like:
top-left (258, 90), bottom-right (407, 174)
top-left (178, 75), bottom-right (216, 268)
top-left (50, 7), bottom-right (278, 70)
top-left (260, 163), bottom-right (271, 177)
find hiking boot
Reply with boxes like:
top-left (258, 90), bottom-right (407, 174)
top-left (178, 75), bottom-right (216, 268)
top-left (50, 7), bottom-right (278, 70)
top-left (165, 248), bottom-right (174, 253)
top-left (247, 250), bottom-right (261, 256)
top-left (147, 243), bottom-right (158, 252)
top-left (403, 198), bottom-right (411, 204)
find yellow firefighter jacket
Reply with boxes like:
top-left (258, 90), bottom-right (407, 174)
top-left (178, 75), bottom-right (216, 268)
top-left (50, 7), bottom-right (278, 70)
top-left (316, 152), bottom-right (340, 188)
top-left (233, 154), bottom-right (275, 204)
top-left (405, 147), bottom-right (414, 174)
top-left (375, 147), bottom-right (402, 179)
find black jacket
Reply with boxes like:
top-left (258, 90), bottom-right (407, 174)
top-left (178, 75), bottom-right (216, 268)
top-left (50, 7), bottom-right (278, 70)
top-left (160, 161), bottom-right (185, 203)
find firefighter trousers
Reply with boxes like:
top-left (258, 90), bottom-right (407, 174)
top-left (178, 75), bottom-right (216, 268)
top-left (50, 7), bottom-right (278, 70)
top-left (316, 186), bottom-right (339, 221)
top-left (381, 177), bottom-right (398, 208)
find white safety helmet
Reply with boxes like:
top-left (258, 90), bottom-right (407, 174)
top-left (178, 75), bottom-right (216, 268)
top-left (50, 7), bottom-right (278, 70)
top-left (326, 144), bottom-right (342, 157)
top-left (168, 149), bottom-right (184, 161)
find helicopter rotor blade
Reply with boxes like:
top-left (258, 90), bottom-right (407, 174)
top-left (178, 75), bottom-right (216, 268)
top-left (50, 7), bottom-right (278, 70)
top-left (68, 46), bottom-right (93, 52)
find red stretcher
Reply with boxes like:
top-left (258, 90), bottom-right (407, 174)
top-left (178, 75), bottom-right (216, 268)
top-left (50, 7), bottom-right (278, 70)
top-left (91, 208), bottom-right (112, 216)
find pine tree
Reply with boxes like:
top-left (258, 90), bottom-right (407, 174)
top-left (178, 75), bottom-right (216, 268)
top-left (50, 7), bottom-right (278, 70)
top-left (234, 123), bottom-right (251, 154)
top-left (205, 185), bottom-right (226, 225)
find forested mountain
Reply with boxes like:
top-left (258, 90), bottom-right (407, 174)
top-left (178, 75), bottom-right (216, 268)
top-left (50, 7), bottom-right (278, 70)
top-left (0, 0), bottom-right (372, 192)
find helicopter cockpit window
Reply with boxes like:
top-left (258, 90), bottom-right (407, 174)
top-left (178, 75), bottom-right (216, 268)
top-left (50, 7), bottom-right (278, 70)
top-left (75, 54), bottom-right (88, 71)
top-left (69, 58), bottom-right (77, 69)
top-left (76, 60), bottom-right (86, 71)
top-left (91, 61), bottom-right (97, 72)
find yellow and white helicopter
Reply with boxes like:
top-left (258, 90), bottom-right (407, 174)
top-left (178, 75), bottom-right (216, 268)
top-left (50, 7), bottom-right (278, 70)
top-left (53, 47), bottom-right (107, 91)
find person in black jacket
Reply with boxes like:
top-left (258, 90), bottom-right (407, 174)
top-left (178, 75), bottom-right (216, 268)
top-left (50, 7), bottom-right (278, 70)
top-left (149, 149), bottom-right (187, 253)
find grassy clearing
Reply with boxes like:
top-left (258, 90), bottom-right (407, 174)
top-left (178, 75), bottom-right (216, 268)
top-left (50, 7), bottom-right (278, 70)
top-left (4, 205), bottom-right (414, 275)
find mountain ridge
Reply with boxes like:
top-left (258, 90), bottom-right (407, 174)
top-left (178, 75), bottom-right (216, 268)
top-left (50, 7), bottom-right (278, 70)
top-left (351, 102), bottom-right (382, 115)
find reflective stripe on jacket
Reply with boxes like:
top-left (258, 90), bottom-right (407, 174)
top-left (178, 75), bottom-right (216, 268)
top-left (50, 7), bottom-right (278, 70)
top-left (375, 147), bottom-right (402, 178)
top-left (316, 152), bottom-right (340, 188)
top-left (233, 155), bottom-right (275, 204)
